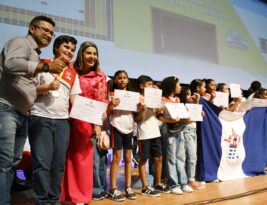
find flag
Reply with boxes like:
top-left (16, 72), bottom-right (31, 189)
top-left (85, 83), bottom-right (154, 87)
top-left (197, 98), bottom-right (267, 181)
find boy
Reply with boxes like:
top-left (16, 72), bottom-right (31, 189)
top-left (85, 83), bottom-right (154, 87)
top-left (28, 35), bottom-right (81, 204)
top-left (134, 75), bottom-right (170, 196)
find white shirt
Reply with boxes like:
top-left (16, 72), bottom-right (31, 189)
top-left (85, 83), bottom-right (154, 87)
top-left (137, 108), bottom-right (161, 140)
top-left (30, 72), bottom-right (81, 119)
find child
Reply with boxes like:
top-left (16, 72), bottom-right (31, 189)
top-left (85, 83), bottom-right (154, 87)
top-left (28, 35), bottom-right (81, 204)
top-left (216, 83), bottom-right (229, 93)
top-left (158, 76), bottom-right (193, 194)
top-left (187, 79), bottom-right (207, 189)
top-left (253, 88), bottom-right (267, 99)
top-left (107, 70), bottom-right (136, 201)
top-left (134, 75), bottom-right (169, 197)
top-left (204, 79), bottom-right (217, 102)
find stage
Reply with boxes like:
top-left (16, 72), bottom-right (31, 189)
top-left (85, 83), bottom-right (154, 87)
top-left (12, 167), bottom-right (267, 205)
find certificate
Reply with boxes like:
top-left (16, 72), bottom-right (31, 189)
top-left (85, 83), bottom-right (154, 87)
top-left (70, 95), bottom-right (108, 125)
top-left (229, 83), bottom-right (241, 98)
top-left (185, 104), bottom-right (203, 121)
top-left (213, 91), bottom-right (229, 107)
top-left (144, 87), bottom-right (162, 108)
top-left (113, 89), bottom-right (140, 112)
top-left (165, 103), bottom-right (190, 119)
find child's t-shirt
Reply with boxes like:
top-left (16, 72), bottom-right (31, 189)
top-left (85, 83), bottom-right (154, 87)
top-left (109, 92), bottom-right (134, 134)
top-left (137, 95), bottom-right (161, 140)
top-left (162, 96), bottom-right (184, 133)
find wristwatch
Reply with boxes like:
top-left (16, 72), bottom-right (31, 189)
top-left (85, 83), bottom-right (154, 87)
top-left (42, 63), bottom-right (50, 73)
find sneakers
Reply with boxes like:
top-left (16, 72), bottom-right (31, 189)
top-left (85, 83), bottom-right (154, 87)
top-left (92, 192), bottom-right (108, 201)
top-left (171, 187), bottom-right (183, 195)
top-left (182, 185), bottom-right (193, 193)
top-left (108, 188), bottom-right (125, 202)
top-left (141, 186), bottom-right (161, 197)
top-left (154, 183), bottom-right (170, 193)
top-left (125, 186), bottom-right (137, 200)
top-left (211, 179), bottom-right (220, 183)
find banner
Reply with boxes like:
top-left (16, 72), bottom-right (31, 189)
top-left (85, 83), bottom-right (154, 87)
top-left (197, 98), bottom-right (267, 181)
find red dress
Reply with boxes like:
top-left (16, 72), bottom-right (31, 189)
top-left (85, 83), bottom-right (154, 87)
top-left (60, 69), bottom-right (107, 204)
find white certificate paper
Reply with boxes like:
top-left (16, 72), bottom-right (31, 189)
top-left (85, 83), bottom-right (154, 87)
top-left (144, 87), bottom-right (162, 108)
top-left (229, 83), bottom-right (241, 98)
top-left (185, 104), bottom-right (203, 121)
top-left (165, 103), bottom-right (190, 119)
top-left (113, 89), bottom-right (140, 112)
top-left (70, 95), bottom-right (108, 125)
top-left (213, 91), bottom-right (229, 107)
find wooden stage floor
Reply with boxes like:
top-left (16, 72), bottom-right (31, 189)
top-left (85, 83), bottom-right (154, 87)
top-left (12, 167), bottom-right (267, 205)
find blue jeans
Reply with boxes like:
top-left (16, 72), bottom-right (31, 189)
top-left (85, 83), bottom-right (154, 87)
top-left (167, 128), bottom-right (197, 189)
top-left (0, 102), bottom-right (27, 205)
top-left (28, 116), bottom-right (70, 205)
top-left (182, 127), bottom-right (197, 182)
top-left (93, 140), bottom-right (107, 195)
top-left (166, 132), bottom-right (181, 189)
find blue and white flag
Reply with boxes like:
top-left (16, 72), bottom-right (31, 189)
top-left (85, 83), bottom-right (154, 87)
top-left (197, 98), bottom-right (267, 181)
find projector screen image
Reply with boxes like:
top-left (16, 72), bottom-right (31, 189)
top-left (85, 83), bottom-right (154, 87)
top-left (1, 0), bottom-right (267, 89)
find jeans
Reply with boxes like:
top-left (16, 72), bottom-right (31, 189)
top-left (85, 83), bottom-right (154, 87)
top-left (28, 116), bottom-right (70, 205)
top-left (93, 140), bottom-right (107, 195)
top-left (182, 127), bottom-right (197, 182)
top-left (167, 128), bottom-right (197, 189)
top-left (0, 102), bottom-right (27, 205)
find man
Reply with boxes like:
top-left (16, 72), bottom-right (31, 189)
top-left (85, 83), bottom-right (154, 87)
top-left (28, 35), bottom-right (81, 205)
top-left (0, 15), bottom-right (65, 204)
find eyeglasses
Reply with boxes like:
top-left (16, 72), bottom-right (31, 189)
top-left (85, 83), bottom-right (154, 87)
top-left (34, 25), bottom-right (56, 38)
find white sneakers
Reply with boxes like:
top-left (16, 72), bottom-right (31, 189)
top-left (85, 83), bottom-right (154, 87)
top-left (171, 187), bottom-right (183, 195)
top-left (171, 185), bottom-right (193, 195)
top-left (182, 185), bottom-right (193, 193)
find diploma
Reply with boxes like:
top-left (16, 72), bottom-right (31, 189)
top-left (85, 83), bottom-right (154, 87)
top-left (229, 83), bottom-right (241, 98)
top-left (213, 91), bottom-right (229, 107)
top-left (70, 95), bottom-right (108, 125)
top-left (144, 87), bottom-right (162, 108)
top-left (165, 103), bottom-right (190, 119)
top-left (185, 103), bottom-right (203, 121)
top-left (113, 89), bottom-right (140, 112)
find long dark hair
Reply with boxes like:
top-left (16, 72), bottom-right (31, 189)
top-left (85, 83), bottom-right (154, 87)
top-left (161, 76), bottom-right (179, 97)
top-left (111, 70), bottom-right (132, 91)
top-left (190, 79), bottom-right (205, 94)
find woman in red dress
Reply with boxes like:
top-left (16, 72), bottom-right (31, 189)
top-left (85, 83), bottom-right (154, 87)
top-left (60, 41), bottom-right (108, 205)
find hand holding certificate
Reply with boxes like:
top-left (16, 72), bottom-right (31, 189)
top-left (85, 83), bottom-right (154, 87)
top-left (165, 103), bottom-right (190, 119)
top-left (144, 87), bottom-right (162, 108)
top-left (213, 91), bottom-right (229, 108)
top-left (113, 89), bottom-right (140, 112)
top-left (230, 83), bottom-right (241, 98)
top-left (185, 103), bottom-right (203, 121)
top-left (70, 95), bottom-right (108, 125)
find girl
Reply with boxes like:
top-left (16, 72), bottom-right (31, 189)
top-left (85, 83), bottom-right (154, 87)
top-left (204, 79), bottom-right (217, 102)
top-left (188, 79), bottom-right (207, 188)
top-left (107, 70), bottom-right (136, 201)
top-left (216, 83), bottom-right (229, 93)
top-left (158, 76), bottom-right (193, 195)
top-left (60, 41), bottom-right (108, 205)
